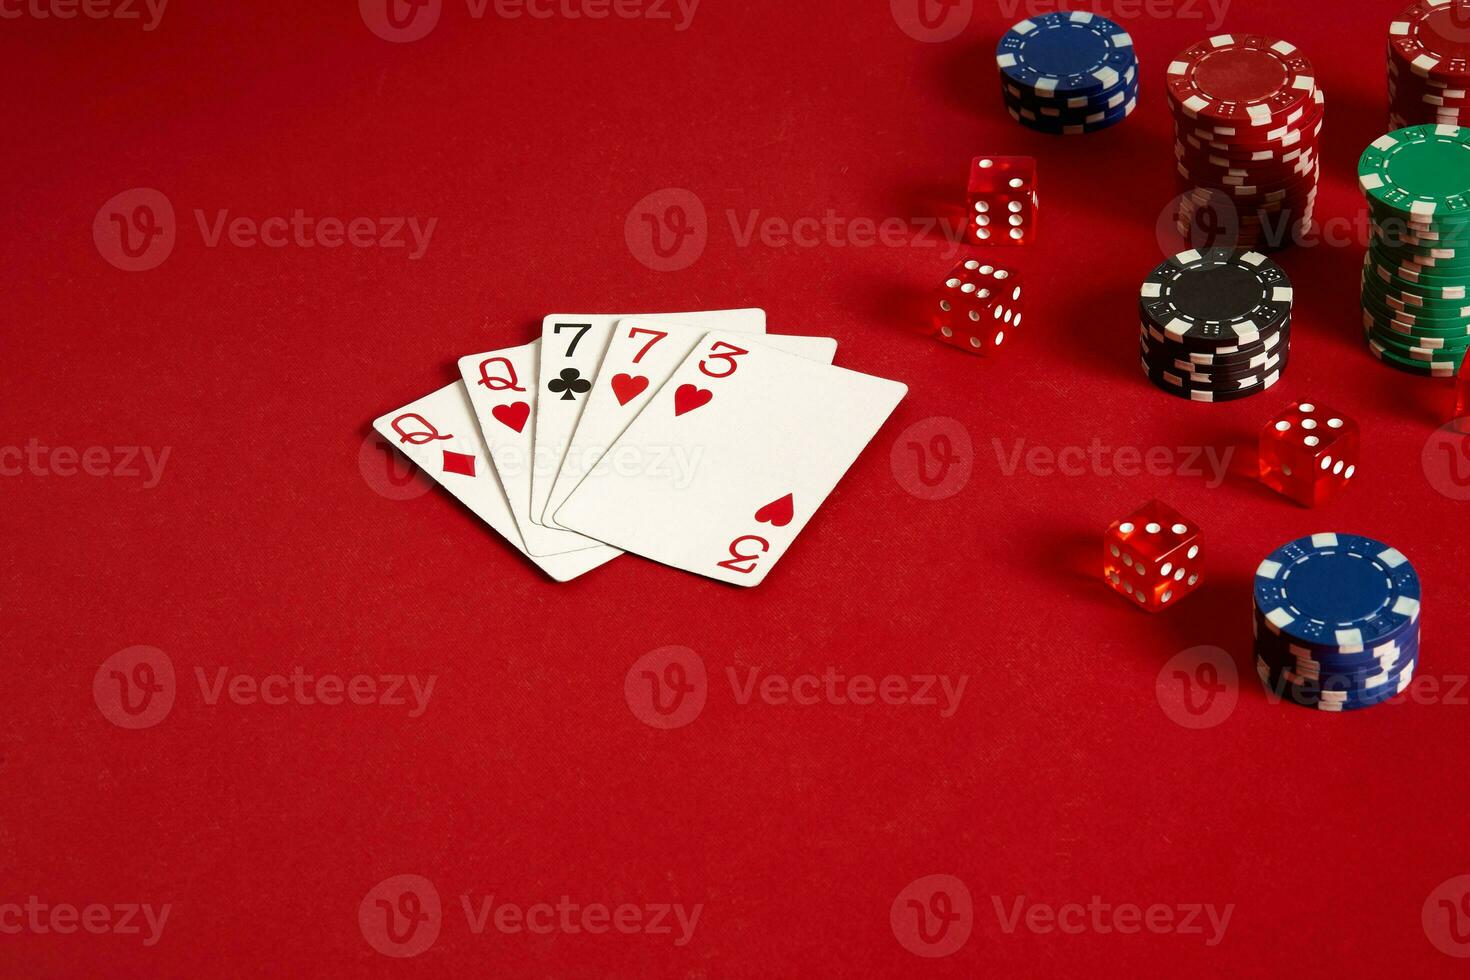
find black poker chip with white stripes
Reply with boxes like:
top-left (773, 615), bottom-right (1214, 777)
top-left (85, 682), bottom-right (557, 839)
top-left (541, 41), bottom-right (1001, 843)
top-left (1138, 248), bottom-right (1294, 401)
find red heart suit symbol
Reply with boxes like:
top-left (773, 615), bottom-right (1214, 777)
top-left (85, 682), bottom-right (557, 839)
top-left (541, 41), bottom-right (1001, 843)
top-left (491, 402), bottom-right (530, 433)
top-left (755, 493), bottom-right (794, 528)
top-left (611, 374), bottom-right (649, 406)
top-left (674, 384), bottom-right (713, 417)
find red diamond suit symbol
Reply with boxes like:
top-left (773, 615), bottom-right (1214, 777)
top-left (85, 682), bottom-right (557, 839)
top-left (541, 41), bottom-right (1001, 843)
top-left (442, 450), bottom-right (476, 477)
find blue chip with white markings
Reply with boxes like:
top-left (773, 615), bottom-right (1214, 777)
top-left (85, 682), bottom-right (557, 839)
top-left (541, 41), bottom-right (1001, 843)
top-left (995, 12), bottom-right (1137, 99)
top-left (1254, 533), bottom-right (1422, 651)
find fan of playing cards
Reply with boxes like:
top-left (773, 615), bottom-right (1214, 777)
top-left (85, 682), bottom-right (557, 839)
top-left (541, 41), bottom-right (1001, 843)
top-left (373, 310), bottom-right (908, 586)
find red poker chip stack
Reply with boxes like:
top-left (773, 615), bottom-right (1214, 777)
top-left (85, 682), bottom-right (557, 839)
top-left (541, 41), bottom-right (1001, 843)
top-left (1387, 0), bottom-right (1470, 128)
top-left (1166, 35), bottom-right (1324, 252)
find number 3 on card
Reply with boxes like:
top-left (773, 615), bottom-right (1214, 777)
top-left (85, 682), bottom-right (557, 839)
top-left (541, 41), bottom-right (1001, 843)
top-left (699, 341), bottom-right (749, 379)
top-left (716, 535), bottom-right (770, 575)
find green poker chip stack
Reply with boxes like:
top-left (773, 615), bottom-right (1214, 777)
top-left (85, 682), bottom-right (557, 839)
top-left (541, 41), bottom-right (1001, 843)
top-left (1358, 124), bottom-right (1470, 377)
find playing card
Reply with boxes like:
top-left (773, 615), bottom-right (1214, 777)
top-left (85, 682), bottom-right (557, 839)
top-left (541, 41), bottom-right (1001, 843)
top-left (541, 323), bottom-right (838, 531)
top-left (372, 383), bottom-right (616, 583)
top-left (529, 309), bottom-right (766, 528)
top-left (554, 334), bottom-right (907, 587)
top-left (458, 340), bottom-right (620, 559)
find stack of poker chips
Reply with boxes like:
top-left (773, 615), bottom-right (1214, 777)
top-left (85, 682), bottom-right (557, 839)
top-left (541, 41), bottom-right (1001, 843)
top-left (1359, 124), bottom-right (1470, 376)
top-left (1254, 533), bottom-right (1422, 713)
top-left (1167, 35), bottom-right (1324, 252)
top-left (1387, 1), bottom-right (1470, 128)
top-left (995, 12), bottom-right (1139, 136)
top-left (1138, 248), bottom-right (1292, 402)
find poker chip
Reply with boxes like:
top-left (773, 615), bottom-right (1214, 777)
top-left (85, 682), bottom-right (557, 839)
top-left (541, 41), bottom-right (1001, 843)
top-left (1253, 533), bottom-right (1424, 712)
top-left (996, 13), bottom-right (1140, 135)
top-left (1168, 35), bottom-right (1322, 250)
top-left (1358, 124), bottom-right (1470, 374)
top-left (1138, 249), bottom-right (1293, 367)
top-left (1387, 1), bottom-right (1470, 126)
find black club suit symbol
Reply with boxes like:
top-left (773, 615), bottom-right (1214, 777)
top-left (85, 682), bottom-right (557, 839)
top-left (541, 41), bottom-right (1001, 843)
top-left (548, 368), bottom-right (591, 402)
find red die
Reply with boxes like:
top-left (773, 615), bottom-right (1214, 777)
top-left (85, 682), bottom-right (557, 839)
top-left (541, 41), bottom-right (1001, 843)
top-left (967, 156), bottom-right (1037, 246)
top-left (1103, 500), bottom-right (1203, 612)
top-left (1258, 401), bottom-right (1359, 507)
top-left (930, 259), bottom-right (1022, 355)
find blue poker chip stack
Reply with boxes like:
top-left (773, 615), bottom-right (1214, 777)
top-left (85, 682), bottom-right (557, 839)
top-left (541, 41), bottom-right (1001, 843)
top-left (995, 12), bottom-right (1139, 135)
top-left (1253, 533), bottom-right (1422, 712)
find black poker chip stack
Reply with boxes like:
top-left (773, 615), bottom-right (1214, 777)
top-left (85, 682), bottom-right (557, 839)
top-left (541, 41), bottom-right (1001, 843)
top-left (1138, 248), bottom-right (1294, 402)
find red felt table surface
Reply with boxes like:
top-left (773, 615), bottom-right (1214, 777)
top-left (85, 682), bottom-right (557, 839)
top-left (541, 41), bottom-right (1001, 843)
top-left (4, 1), bottom-right (1470, 976)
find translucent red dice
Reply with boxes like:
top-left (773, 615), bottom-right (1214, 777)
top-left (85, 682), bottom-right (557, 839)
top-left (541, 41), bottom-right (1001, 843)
top-left (1258, 401), bottom-right (1359, 507)
top-left (1104, 501), bottom-right (1203, 612)
top-left (967, 156), bottom-right (1037, 246)
top-left (930, 259), bottom-right (1022, 355)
